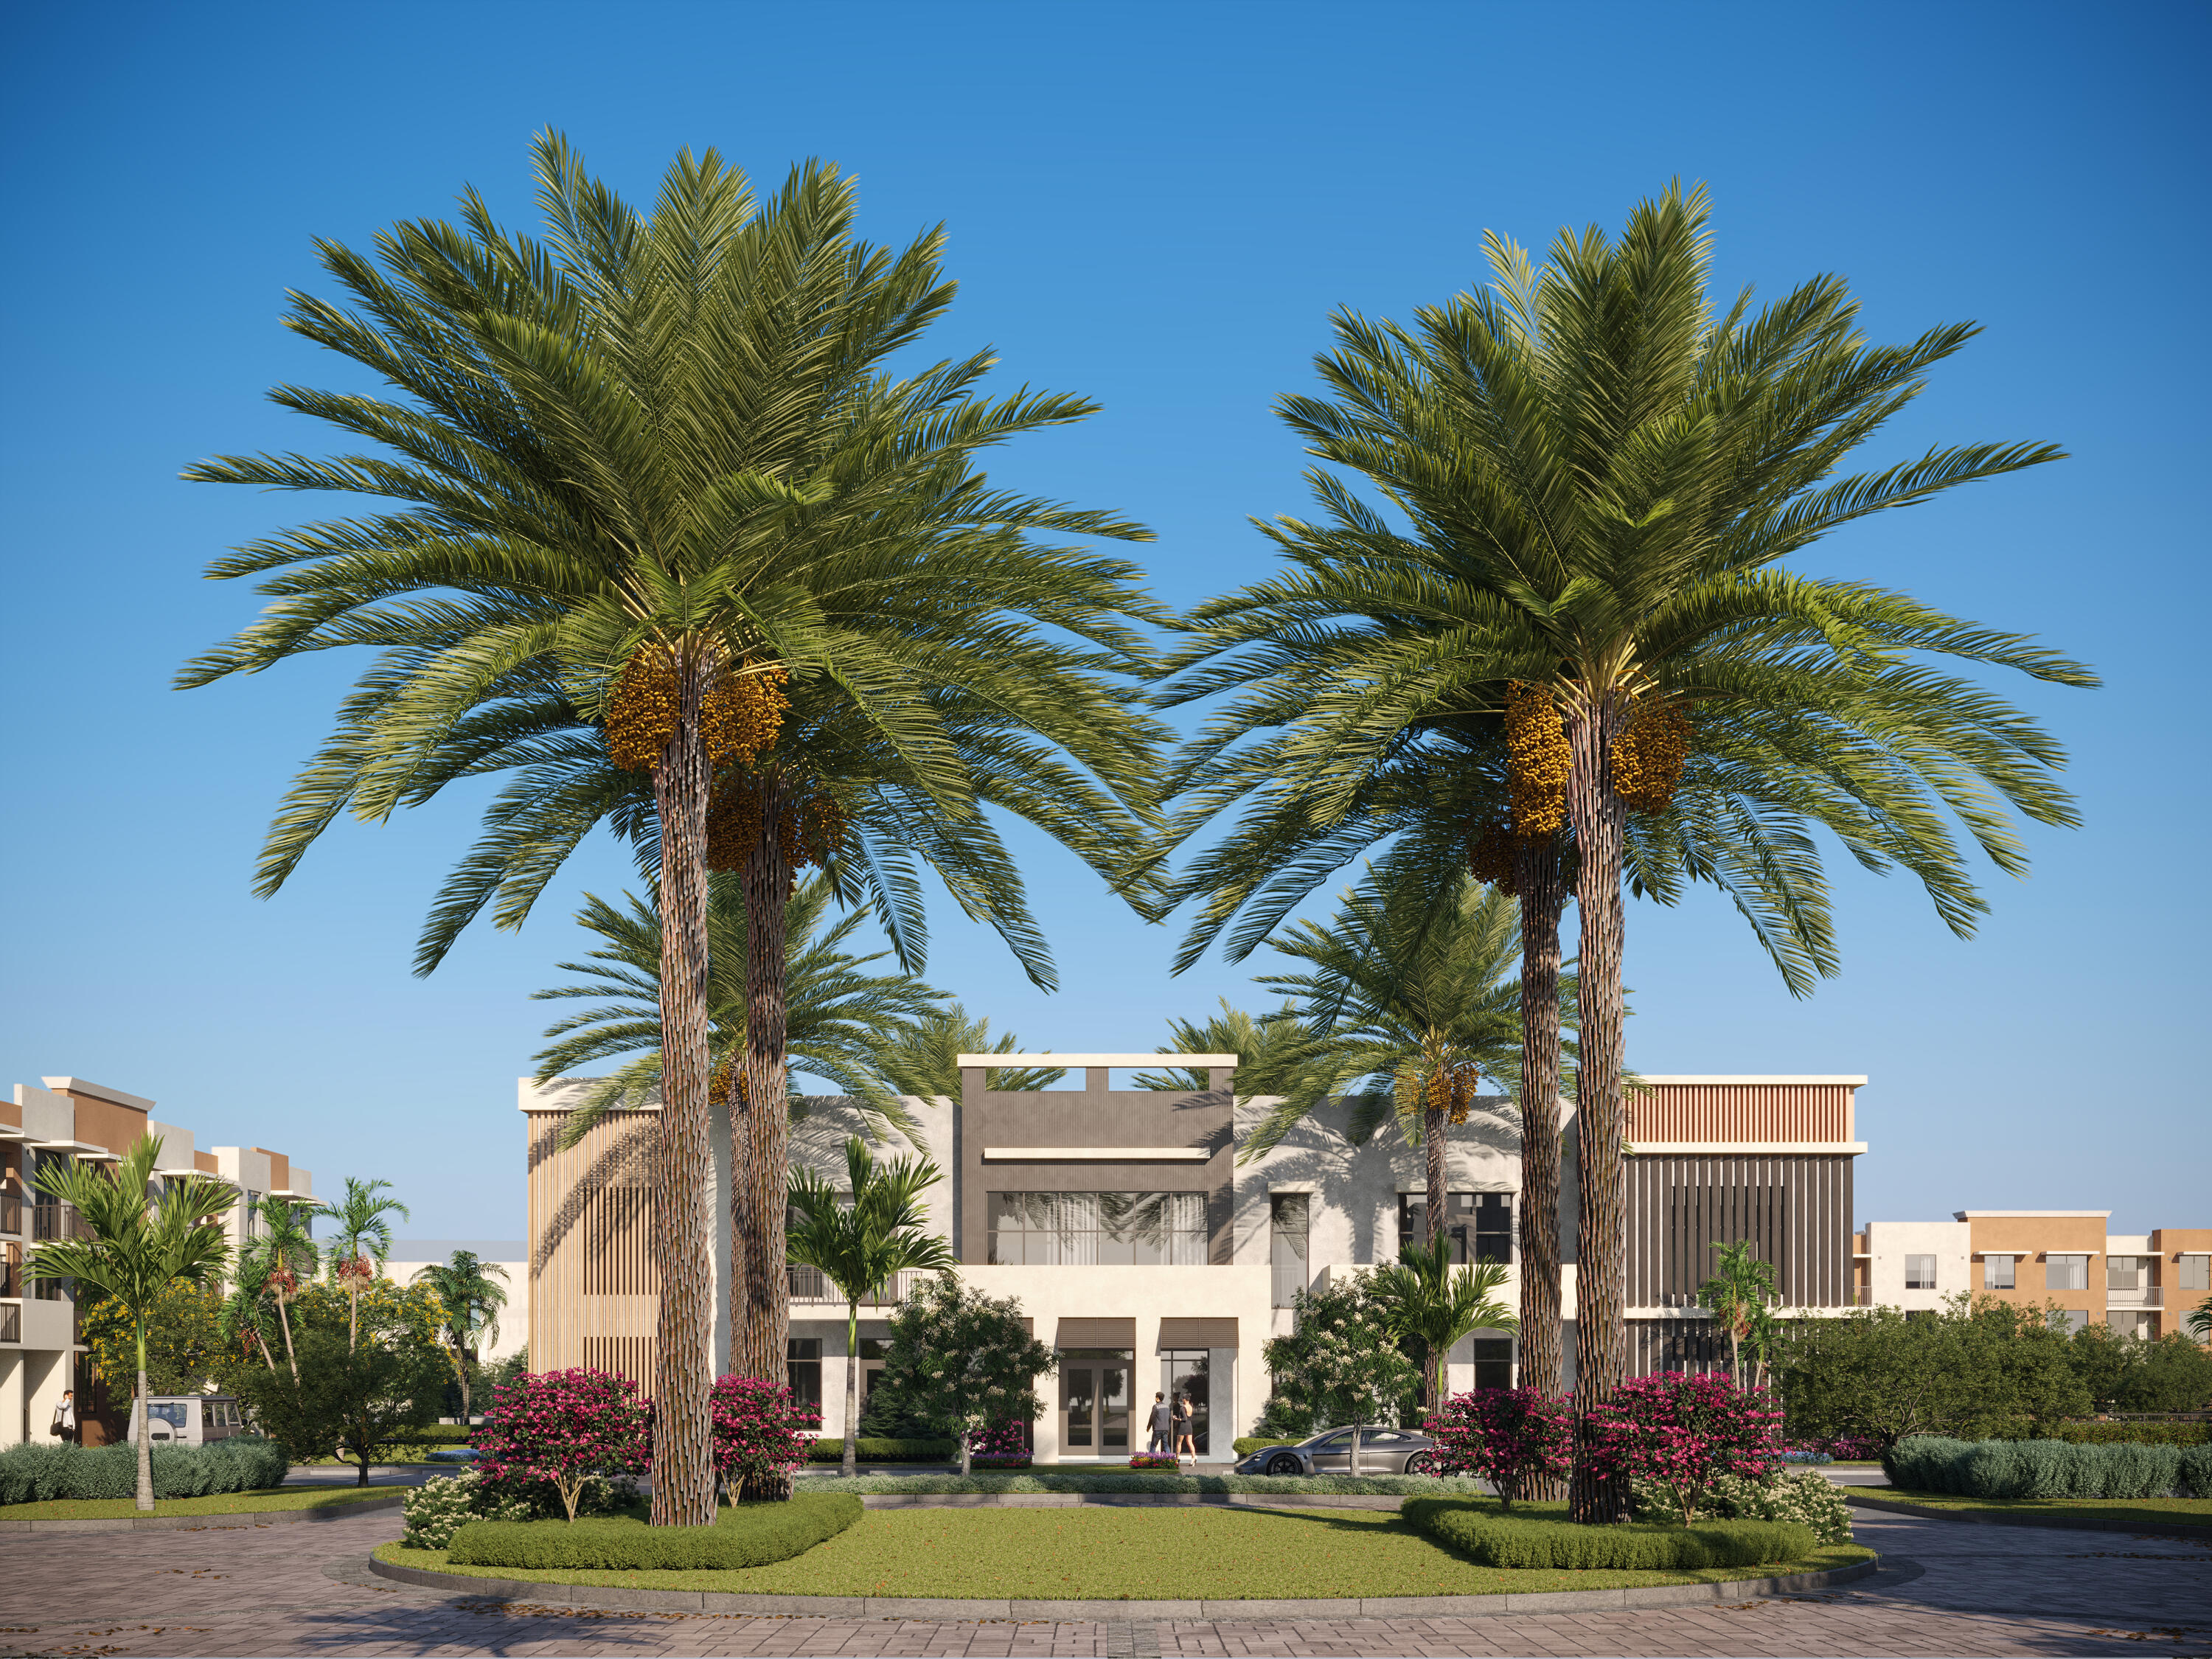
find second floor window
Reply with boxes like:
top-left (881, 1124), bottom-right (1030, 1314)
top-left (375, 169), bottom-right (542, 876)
top-left (2045, 1253), bottom-right (2088, 1291)
top-left (1398, 1192), bottom-right (1512, 1265)
top-left (1270, 1194), bottom-right (1309, 1307)
top-left (1983, 1254), bottom-right (2016, 1289)
top-left (989, 1192), bottom-right (1205, 1265)
top-left (2108, 1256), bottom-right (2141, 1290)
top-left (2183, 1254), bottom-right (2211, 1292)
top-left (1905, 1254), bottom-right (1936, 1290)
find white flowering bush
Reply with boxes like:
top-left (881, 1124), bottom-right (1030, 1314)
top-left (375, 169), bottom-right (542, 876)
top-left (1627, 1467), bottom-right (1853, 1545)
top-left (1258, 1272), bottom-right (1421, 1436)
top-left (400, 1470), bottom-right (532, 1549)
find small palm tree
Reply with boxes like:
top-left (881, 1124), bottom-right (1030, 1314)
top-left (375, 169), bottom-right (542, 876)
top-left (325, 1177), bottom-right (410, 1352)
top-left (27, 1135), bottom-right (236, 1511)
top-left (2185, 1296), bottom-right (2210, 1345)
top-left (1697, 1240), bottom-right (1781, 1389)
top-left (410, 1251), bottom-right (511, 1423)
top-left (220, 1250), bottom-right (280, 1373)
top-left (1368, 1236), bottom-right (1517, 1443)
top-left (243, 1196), bottom-right (325, 1381)
top-left (786, 1136), bottom-right (956, 1478)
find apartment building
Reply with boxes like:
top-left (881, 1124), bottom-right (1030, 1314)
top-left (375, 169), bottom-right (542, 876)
top-left (1852, 1211), bottom-right (2211, 1340)
top-left (525, 1056), bottom-right (1867, 1455)
top-left (0, 1076), bottom-right (316, 1448)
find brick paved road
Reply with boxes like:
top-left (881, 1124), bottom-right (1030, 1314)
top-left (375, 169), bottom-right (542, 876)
top-left (1, 1504), bottom-right (2205, 1657)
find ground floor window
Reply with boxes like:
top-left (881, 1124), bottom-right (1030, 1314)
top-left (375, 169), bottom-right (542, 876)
top-left (787, 1338), bottom-right (821, 1412)
top-left (1160, 1349), bottom-right (1210, 1455)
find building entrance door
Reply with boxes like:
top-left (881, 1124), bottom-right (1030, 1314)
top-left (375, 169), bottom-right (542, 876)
top-left (1058, 1348), bottom-right (1131, 1455)
top-left (1160, 1349), bottom-right (1210, 1456)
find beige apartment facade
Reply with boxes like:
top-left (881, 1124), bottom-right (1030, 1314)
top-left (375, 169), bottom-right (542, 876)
top-left (1, 1075), bottom-right (315, 1447)
top-left (526, 1058), bottom-right (1871, 1453)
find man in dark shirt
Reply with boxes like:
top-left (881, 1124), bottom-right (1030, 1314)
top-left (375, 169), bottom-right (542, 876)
top-left (1147, 1392), bottom-right (1174, 1453)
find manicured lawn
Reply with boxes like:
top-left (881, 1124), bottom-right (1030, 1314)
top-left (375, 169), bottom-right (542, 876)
top-left (1, 1484), bottom-right (406, 1520)
top-left (1859, 1486), bottom-right (2212, 1528)
top-left (375, 1504), bottom-right (1871, 1599)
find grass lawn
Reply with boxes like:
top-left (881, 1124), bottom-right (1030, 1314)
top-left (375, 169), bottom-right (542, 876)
top-left (1, 1484), bottom-right (407, 1520)
top-left (375, 1504), bottom-right (1871, 1599)
top-left (1857, 1486), bottom-right (2212, 1528)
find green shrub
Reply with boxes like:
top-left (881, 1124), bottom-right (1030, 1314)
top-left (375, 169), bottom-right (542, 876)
top-left (1404, 1500), bottom-right (1814, 1571)
top-left (2046, 1421), bottom-right (2211, 1446)
top-left (402, 1470), bottom-right (533, 1548)
top-left (1232, 1437), bottom-right (1299, 1456)
top-left (0, 1437), bottom-right (288, 1505)
top-left (2178, 1444), bottom-right (2212, 1498)
top-left (1628, 1469), bottom-right (1853, 1545)
top-left (793, 1470), bottom-right (1486, 1497)
top-left (1891, 1435), bottom-right (2187, 1500)
top-left (804, 1437), bottom-right (950, 1463)
top-left (448, 1492), bottom-right (861, 1571)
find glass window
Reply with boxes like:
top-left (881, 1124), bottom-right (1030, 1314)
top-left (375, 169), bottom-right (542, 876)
top-left (2045, 1254), bottom-right (2089, 1291)
top-left (2181, 1254), bottom-right (2211, 1292)
top-left (145, 1402), bottom-right (187, 1428)
top-left (1398, 1192), bottom-right (1512, 1265)
top-left (1471, 1337), bottom-right (1513, 1391)
top-left (243, 1191), bottom-right (260, 1237)
top-left (1270, 1194), bottom-right (1309, 1307)
top-left (1983, 1254), bottom-right (2015, 1290)
top-left (987, 1193), bottom-right (1205, 1265)
top-left (786, 1338), bottom-right (822, 1412)
top-left (1905, 1255), bottom-right (1936, 1290)
top-left (2108, 1256), bottom-right (2140, 1290)
top-left (2047, 1308), bottom-right (2089, 1335)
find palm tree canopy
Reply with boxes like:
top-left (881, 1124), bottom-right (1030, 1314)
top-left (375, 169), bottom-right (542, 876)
top-left (27, 1135), bottom-right (236, 1312)
top-left (411, 1250), bottom-right (511, 1350)
top-left (531, 870), bottom-right (945, 1141)
top-left (245, 1195), bottom-right (327, 1286)
top-left (785, 1135), bottom-right (956, 1302)
top-left (865, 1004), bottom-right (1068, 1096)
top-left (1368, 1236), bottom-right (1517, 1381)
top-left (1155, 183), bottom-right (2095, 992)
top-left (177, 133), bottom-right (1167, 987)
top-left (1130, 998), bottom-right (1315, 1094)
top-left (327, 1176), bottom-right (410, 1270)
top-left (1238, 866), bottom-right (1556, 1158)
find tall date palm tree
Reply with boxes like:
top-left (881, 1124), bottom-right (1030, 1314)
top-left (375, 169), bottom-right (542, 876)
top-left (1158, 184), bottom-right (2093, 1518)
top-left (178, 137), bottom-right (1162, 1523)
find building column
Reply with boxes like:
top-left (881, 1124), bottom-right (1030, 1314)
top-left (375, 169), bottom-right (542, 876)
top-left (0, 1350), bottom-right (24, 1448)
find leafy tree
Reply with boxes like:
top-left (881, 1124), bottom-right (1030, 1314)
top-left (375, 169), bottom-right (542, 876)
top-left (1259, 1270), bottom-right (1422, 1438)
top-left (1773, 1295), bottom-right (2090, 1447)
top-left (1156, 185), bottom-right (2093, 1516)
top-left (325, 1177), bottom-right (410, 1352)
top-left (532, 872), bottom-right (944, 1138)
top-left (26, 1134), bottom-right (237, 1511)
top-left (178, 141), bottom-right (1162, 1524)
top-left (2125, 1332), bottom-right (2212, 1412)
top-left (409, 1251), bottom-right (510, 1422)
top-left (875, 1275), bottom-right (1054, 1475)
top-left (868, 1004), bottom-right (1068, 1098)
top-left (234, 1324), bottom-right (446, 1486)
top-left (1696, 1239), bottom-right (1781, 1390)
top-left (80, 1280), bottom-right (233, 1398)
top-left (1368, 1236), bottom-right (1517, 1411)
top-left (787, 1137), bottom-right (956, 1478)
top-left (241, 1195), bottom-right (327, 1381)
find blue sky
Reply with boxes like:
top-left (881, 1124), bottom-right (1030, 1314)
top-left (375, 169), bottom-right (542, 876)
top-left (2, 1), bottom-right (2204, 1241)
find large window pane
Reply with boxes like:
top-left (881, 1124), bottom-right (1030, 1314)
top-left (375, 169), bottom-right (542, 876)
top-left (990, 1192), bottom-right (1206, 1265)
top-left (1983, 1254), bottom-right (2015, 1290)
top-left (1271, 1194), bottom-right (1310, 1307)
top-left (1398, 1192), bottom-right (1514, 1265)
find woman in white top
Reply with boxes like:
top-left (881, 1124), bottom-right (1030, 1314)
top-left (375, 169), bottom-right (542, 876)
top-left (52, 1388), bottom-right (77, 1444)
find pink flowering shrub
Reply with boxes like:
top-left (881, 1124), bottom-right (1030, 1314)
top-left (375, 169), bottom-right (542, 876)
top-left (1582, 1372), bottom-right (1784, 1528)
top-left (474, 1368), bottom-right (650, 1523)
top-left (1425, 1388), bottom-right (1573, 1509)
top-left (710, 1374), bottom-right (820, 1502)
top-left (967, 1418), bottom-right (1031, 1468)
top-left (1127, 1453), bottom-right (1178, 1470)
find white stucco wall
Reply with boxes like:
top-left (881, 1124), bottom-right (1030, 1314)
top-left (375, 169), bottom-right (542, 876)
top-left (1864, 1220), bottom-right (1972, 1309)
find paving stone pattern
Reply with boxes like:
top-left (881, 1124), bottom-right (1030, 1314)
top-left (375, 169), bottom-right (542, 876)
top-left (1, 1503), bottom-right (2206, 1657)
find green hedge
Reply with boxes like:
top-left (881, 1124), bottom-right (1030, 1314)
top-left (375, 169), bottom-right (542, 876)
top-left (448, 1492), bottom-right (862, 1571)
top-left (1403, 1500), bottom-right (1815, 1571)
top-left (794, 1470), bottom-right (1485, 1497)
top-left (1884, 1435), bottom-right (2211, 1499)
top-left (2045, 1422), bottom-right (2211, 1447)
top-left (1232, 1437), bottom-right (1299, 1456)
top-left (804, 1437), bottom-right (951, 1463)
top-left (0, 1438), bottom-right (289, 1505)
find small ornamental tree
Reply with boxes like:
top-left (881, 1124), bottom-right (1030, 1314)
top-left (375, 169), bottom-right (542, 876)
top-left (1425, 1388), bottom-right (1573, 1509)
top-left (1581, 1371), bottom-right (1784, 1528)
top-left (474, 1367), bottom-right (650, 1523)
top-left (876, 1276), bottom-right (1054, 1475)
top-left (710, 1374), bottom-right (820, 1502)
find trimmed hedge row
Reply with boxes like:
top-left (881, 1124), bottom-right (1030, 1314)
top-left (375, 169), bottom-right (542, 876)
top-left (1885, 1436), bottom-right (2212, 1499)
top-left (1232, 1437), bottom-right (1299, 1456)
top-left (1403, 1499), bottom-right (1815, 1571)
top-left (804, 1437), bottom-right (952, 1463)
top-left (448, 1492), bottom-right (863, 1571)
top-left (794, 1470), bottom-right (1486, 1496)
top-left (2045, 1422), bottom-right (2211, 1447)
top-left (0, 1438), bottom-right (289, 1505)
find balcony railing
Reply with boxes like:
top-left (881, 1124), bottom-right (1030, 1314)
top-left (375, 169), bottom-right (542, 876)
top-left (0, 1302), bottom-right (19, 1344)
top-left (33, 1203), bottom-right (92, 1242)
top-left (0, 1194), bottom-right (21, 1237)
top-left (786, 1265), bottom-right (924, 1306)
top-left (2106, 1286), bottom-right (2163, 1307)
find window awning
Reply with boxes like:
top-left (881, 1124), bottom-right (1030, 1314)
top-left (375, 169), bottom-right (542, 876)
top-left (1159, 1317), bottom-right (1237, 1349)
top-left (1056, 1317), bottom-right (1136, 1349)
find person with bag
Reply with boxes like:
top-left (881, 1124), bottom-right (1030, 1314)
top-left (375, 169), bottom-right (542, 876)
top-left (51, 1388), bottom-right (77, 1444)
top-left (1172, 1393), bottom-right (1197, 1467)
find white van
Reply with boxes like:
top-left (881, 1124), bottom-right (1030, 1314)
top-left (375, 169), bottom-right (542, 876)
top-left (128, 1394), bottom-right (246, 1445)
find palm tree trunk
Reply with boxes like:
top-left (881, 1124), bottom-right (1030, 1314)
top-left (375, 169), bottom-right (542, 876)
top-left (1514, 837), bottom-right (1568, 1406)
top-left (844, 1300), bottom-right (860, 1480)
top-left (735, 770), bottom-right (794, 1498)
top-left (1565, 698), bottom-right (1628, 1524)
top-left (1424, 1097), bottom-right (1447, 1250)
top-left (135, 1319), bottom-right (153, 1513)
top-left (648, 655), bottom-right (720, 1528)
top-left (275, 1293), bottom-right (299, 1382)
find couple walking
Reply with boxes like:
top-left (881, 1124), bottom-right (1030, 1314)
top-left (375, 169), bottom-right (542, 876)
top-left (1146, 1392), bottom-right (1197, 1465)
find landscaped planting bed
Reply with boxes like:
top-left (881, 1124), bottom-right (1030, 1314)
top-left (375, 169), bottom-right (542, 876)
top-left (1, 1484), bottom-right (404, 1520)
top-left (793, 1470), bottom-right (1485, 1498)
top-left (448, 1492), bottom-right (861, 1571)
top-left (1858, 1486), bottom-right (2212, 1528)
top-left (375, 1501), bottom-right (1870, 1599)
top-left (1406, 1498), bottom-right (1812, 1569)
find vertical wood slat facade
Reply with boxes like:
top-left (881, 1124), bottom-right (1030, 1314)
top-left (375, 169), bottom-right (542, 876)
top-left (1628, 1083), bottom-right (1851, 1143)
top-left (528, 1107), bottom-right (659, 1394)
top-left (1627, 1152), bottom-right (1854, 1308)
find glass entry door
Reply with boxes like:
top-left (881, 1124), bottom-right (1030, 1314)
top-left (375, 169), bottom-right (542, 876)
top-left (1059, 1348), bottom-right (1131, 1455)
top-left (1160, 1349), bottom-right (1210, 1456)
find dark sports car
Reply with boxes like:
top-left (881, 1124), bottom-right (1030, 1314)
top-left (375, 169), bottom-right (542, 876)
top-left (1233, 1424), bottom-right (1441, 1477)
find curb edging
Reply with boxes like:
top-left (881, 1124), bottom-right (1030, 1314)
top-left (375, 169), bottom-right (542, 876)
top-left (1843, 1490), bottom-right (2212, 1542)
top-left (0, 1492), bottom-right (406, 1534)
top-left (365, 1550), bottom-right (1880, 1619)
